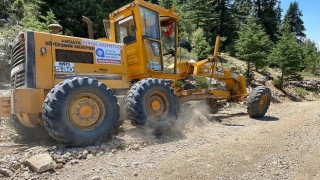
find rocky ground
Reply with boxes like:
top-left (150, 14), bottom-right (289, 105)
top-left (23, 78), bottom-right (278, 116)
top-left (0, 94), bottom-right (320, 179)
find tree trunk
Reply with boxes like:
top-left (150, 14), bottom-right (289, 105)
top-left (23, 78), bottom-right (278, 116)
top-left (246, 61), bottom-right (250, 78)
top-left (312, 62), bottom-right (316, 75)
top-left (280, 69), bottom-right (284, 88)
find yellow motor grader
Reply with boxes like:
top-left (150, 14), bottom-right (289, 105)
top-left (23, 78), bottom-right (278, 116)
top-left (0, 0), bottom-right (271, 146)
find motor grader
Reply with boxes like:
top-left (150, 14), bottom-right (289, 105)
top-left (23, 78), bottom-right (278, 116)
top-left (0, 0), bottom-right (271, 146)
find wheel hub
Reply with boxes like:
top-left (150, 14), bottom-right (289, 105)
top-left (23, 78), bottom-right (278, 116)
top-left (259, 94), bottom-right (269, 109)
top-left (145, 91), bottom-right (168, 119)
top-left (151, 100), bottom-right (161, 111)
top-left (68, 94), bottom-right (104, 130)
top-left (79, 105), bottom-right (93, 117)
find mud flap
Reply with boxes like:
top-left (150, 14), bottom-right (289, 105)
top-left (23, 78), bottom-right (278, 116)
top-left (0, 97), bottom-right (11, 117)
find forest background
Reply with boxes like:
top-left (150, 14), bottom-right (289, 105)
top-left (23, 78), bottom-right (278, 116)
top-left (0, 0), bottom-right (319, 87)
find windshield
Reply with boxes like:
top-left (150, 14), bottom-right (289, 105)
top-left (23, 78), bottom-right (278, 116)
top-left (161, 19), bottom-right (176, 73)
top-left (139, 6), bottom-right (160, 40)
top-left (115, 15), bottom-right (136, 44)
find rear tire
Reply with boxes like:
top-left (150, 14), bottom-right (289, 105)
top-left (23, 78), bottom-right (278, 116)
top-left (247, 86), bottom-right (271, 118)
top-left (42, 77), bottom-right (119, 147)
top-left (11, 115), bottom-right (49, 141)
top-left (125, 78), bottom-right (178, 133)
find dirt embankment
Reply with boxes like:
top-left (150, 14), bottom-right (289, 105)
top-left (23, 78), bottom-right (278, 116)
top-left (0, 60), bottom-right (10, 85)
top-left (0, 99), bottom-right (319, 179)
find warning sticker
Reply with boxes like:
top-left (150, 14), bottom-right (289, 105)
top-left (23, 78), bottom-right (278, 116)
top-left (82, 40), bottom-right (123, 65)
top-left (54, 62), bottom-right (74, 73)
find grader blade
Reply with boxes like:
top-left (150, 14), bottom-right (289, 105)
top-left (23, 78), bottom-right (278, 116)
top-left (0, 97), bottom-right (11, 117)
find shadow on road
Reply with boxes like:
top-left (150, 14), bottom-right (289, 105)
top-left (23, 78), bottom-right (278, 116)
top-left (208, 112), bottom-right (279, 125)
top-left (209, 112), bottom-right (248, 123)
top-left (252, 116), bottom-right (279, 121)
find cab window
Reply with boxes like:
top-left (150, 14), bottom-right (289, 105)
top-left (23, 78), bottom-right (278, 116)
top-left (115, 15), bottom-right (136, 44)
top-left (139, 6), bottom-right (160, 40)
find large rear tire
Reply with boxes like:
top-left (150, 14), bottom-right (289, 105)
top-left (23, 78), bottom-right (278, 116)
top-left (11, 115), bottom-right (50, 141)
top-left (42, 77), bottom-right (119, 147)
top-left (247, 86), bottom-right (271, 118)
top-left (125, 78), bottom-right (178, 133)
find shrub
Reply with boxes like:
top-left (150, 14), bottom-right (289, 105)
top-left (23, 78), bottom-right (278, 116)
top-left (272, 78), bottom-right (282, 89)
top-left (195, 76), bottom-right (209, 89)
top-left (294, 87), bottom-right (308, 97)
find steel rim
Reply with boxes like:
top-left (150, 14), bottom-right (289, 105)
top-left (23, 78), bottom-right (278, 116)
top-left (145, 90), bottom-right (169, 120)
top-left (67, 93), bottom-right (105, 131)
top-left (259, 94), bottom-right (269, 110)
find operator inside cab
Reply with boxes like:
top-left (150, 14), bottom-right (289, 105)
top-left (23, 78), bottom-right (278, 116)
top-left (140, 6), bottom-right (177, 73)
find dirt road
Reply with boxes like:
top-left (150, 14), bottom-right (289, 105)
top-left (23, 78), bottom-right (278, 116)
top-left (1, 100), bottom-right (320, 179)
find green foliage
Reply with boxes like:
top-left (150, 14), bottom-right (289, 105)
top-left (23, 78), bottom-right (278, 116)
top-left (148, 0), bottom-right (159, 4)
top-left (235, 16), bottom-right (272, 78)
top-left (216, 0), bottom-right (238, 51)
top-left (254, 0), bottom-right (282, 42)
top-left (294, 87), bottom-right (308, 97)
top-left (195, 76), bottom-right (209, 89)
top-left (177, 47), bottom-right (196, 61)
top-left (0, 25), bottom-right (23, 62)
top-left (41, 0), bottom-right (132, 38)
top-left (175, 80), bottom-right (184, 87)
top-left (272, 78), bottom-right (282, 89)
top-left (2, 0), bottom-right (318, 82)
top-left (173, 2), bottom-right (196, 41)
top-left (283, 1), bottom-right (305, 38)
top-left (159, 0), bottom-right (173, 8)
top-left (190, 28), bottom-right (211, 60)
top-left (0, 0), bottom-right (11, 19)
top-left (174, 0), bottom-right (236, 51)
top-left (232, 0), bottom-right (252, 26)
top-left (268, 30), bottom-right (305, 88)
top-left (12, 0), bottom-right (25, 21)
top-left (19, 0), bottom-right (50, 32)
top-left (302, 40), bottom-right (320, 74)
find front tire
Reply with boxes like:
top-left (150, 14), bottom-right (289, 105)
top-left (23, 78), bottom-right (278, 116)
top-left (42, 77), bottom-right (119, 147)
top-left (247, 86), bottom-right (271, 118)
top-left (125, 78), bottom-right (178, 133)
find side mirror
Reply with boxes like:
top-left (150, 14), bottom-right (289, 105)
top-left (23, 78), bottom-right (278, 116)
top-left (179, 39), bottom-right (192, 52)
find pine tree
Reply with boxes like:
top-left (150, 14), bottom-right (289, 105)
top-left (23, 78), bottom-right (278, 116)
top-left (190, 28), bottom-right (211, 60)
top-left (0, 0), bottom-right (11, 19)
top-left (12, 0), bottom-right (25, 21)
top-left (303, 40), bottom-right (319, 74)
top-left (189, 0), bottom-right (218, 32)
top-left (173, 0), bottom-right (217, 43)
top-left (235, 15), bottom-right (272, 80)
top-left (21, 0), bottom-right (48, 31)
top-left (149, 0), bottom-right (159, 4)
top-left (215, 0), bottom-right (237, 52)
top-left (159, 0), bottom-right (173, 8)
top-left (41, 0), bottom-right (132, 38)
top-left (268, 29), bottom-right (305, 87)
top-left (254, 0), bottom-right (281, 42)
top-left (232, 0), bottom-right (252, 28)
top-left (283, 1), bottom-right (305, 38)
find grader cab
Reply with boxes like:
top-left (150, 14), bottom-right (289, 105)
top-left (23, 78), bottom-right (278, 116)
top-left (0, 0), bottom-right (271, 146)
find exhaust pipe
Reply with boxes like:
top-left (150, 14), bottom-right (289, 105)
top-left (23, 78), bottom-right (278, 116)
top-left (82, 16), bottom-right (94, 39)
